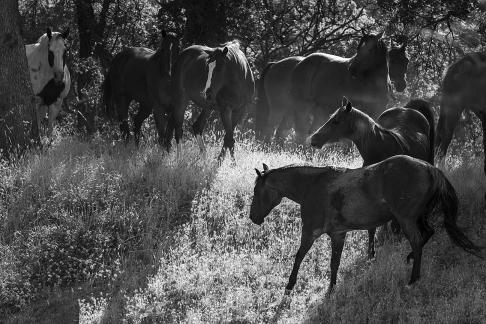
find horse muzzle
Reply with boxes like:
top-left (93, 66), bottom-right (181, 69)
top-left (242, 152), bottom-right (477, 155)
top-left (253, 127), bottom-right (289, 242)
top-left (249, 213), bottom-right (264, 225)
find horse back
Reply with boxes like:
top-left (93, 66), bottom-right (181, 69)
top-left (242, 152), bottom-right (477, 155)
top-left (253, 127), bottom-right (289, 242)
top-left (442, 52), bottom-right (486, 100)
top-left (108, 47), bottom-right (167, 103)
top-left (174, 44), bottom-right (255, 105)
top-left (291, 53), bottom-right (350, 104)
top-left (264, 56), bottom-right (303, 109)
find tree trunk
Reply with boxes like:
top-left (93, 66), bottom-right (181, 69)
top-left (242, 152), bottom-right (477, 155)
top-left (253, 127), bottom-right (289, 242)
top-left (0, 0), bottom-right (39, 159)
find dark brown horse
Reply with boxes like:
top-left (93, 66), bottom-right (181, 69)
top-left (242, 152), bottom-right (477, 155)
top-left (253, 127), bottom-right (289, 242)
top-left (166, 41), bottom-right (255, 162)
top-left (103, 30), bottom-right (179, 145)
top-left (256, 33), bottom-right (409, 144)
top-left (287, 32), bottom-right (393, 142)
top-left (310, 98), bottom-right (435, 258)
top-left (436, 52), bottom-right (486, 177)
top-left (250, 157), bottom-right (481, 297)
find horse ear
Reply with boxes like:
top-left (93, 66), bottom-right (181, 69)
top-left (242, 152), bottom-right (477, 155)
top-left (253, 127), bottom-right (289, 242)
top-left (263, 163), bottom-right (269, 171)
top-left (376, 31), bottom-right (385, 39)
top-left (342, 96), bottom-right (348, 106)
top-left (222, 47), bottom-right (229, 55)
top-left (47, 27), bottom-right (52, 40)
top-left (255, 168), bottom-right (262, 177)
top-left (61, 27), bottom-right (70, 39)
top-left (345, 101), bottom-right (352, 112)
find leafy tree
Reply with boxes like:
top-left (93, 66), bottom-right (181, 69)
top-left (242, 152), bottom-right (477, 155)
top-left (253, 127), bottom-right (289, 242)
top-left (0, 0), bottom-right (39, 158)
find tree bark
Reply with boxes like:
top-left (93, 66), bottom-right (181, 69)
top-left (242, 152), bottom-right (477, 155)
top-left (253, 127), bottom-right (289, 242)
top-left (0, 0), bottom-right (39, 159)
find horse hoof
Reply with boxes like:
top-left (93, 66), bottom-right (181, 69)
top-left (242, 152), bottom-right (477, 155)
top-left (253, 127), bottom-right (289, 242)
top-left (405, 284), bottom-right (413, 290)
top-left (284, 289), bottom-right (292, 296)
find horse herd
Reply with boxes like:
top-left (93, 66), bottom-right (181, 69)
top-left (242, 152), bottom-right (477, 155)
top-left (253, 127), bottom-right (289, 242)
top-left (26, 28), bottom-right (485, 297)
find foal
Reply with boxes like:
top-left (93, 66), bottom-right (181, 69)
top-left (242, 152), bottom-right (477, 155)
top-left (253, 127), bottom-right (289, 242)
top-left (310, 98), bottom-right (435, 259)
top-left (249, 158), bottom-right (481, 296)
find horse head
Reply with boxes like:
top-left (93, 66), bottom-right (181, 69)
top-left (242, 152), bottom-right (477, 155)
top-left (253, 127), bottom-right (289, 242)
top-left (388, 40), bottom-right (409, 92)
top-left (250, 163), bottom-right (282, 225)
top-left (46, 27), bottom-right (69, 84)
top-left (349, 31), bottom-right (387, 78)
top-left (310, 97), bottom-right (356, 148)
top-left (159, 30), bottom-right (180, 77)
top-left (202, 46), bottom-right (229, 101)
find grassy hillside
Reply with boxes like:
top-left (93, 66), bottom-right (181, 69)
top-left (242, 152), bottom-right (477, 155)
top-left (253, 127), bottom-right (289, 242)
top-left (1, 131), bottom-right (485, 323)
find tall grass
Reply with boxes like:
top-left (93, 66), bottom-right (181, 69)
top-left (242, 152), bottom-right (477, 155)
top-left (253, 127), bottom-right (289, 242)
top-left (1, 129), bottom-right (485, 323)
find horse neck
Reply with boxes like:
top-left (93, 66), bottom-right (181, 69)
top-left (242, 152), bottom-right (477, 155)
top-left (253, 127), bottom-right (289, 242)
top-left (349, 111), bottom-right (385, 160)
top-left (266, 167), bottom-right (326, 204)
top-left (153, 41), bottom-right (174, 76)
top-left (26, 37), bottom-right (53, 93)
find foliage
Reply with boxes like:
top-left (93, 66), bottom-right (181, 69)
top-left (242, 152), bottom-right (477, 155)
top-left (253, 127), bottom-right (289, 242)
top-left (2, 0), bottom-right (486, 322)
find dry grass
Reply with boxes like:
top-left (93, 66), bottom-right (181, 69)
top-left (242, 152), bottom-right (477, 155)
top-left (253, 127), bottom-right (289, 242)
top-left (1, 129), bottom-right (485, 323)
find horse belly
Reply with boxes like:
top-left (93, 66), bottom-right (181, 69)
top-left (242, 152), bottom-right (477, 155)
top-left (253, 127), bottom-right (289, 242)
top-left (37, 79), bottom-right (65, 106)
top-left (326, 184), bottom-right (390, 232)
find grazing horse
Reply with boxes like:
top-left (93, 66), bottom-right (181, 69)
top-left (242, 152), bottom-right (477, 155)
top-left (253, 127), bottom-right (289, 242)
top-left (103, 30), bottom-right (179, 145)
top-left (26, 28), bottom-right (70, 135)
top-left (167, 41), bottom-right (255, 162)
top-left (250, 158), bottom-right (481, 297)
top-left (288, 32), bottom-right (392, 143)
top-left (310, 98), bottom-right (435, 259)
top-left (436, 52), bottom-right (486, 176)
top-left (256, 34), bottom-right (409, 144)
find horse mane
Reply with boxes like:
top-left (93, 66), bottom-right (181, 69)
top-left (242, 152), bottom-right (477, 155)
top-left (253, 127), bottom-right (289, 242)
top-left (258, 164), bottom-right (344, 184)
top-left (351, 108), bottom-right (410, 152)
top-left (34, 33), bottom-right (51, 48)
top-left (221, 40), bottom-right (241, 50)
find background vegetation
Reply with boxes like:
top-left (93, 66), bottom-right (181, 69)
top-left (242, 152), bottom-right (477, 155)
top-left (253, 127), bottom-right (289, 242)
top-left (1, 0), bottom-right (486, 323)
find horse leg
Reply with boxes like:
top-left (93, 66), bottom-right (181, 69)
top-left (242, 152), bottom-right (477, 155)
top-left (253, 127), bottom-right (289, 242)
top-left (397, 219), bottom-right (423, 286)
top-left (294, 111), bottom-right (311, 145)
top-left (192, 108), bottom-right (212, 159)
top-left (115, 96), bottom-right (131, 142)
top-left (47, 98), bottom-right (63, 137)
top-left (327, 232), bottom-right (346, 296)
top-left (275, 115), bottom-right (292, 147)
top-left (217, 108), bottom-right (234, 164)
top-left (406, 217), bottom-right (434, 263)
top-left (367, 228), bottom-right (376, 260)
top-left (37, 103), bottom-right (48, 137)
top-left (171, 95), bottom-right (189, 157)
top-left (474, 111), bottom-right (486, 177)
top-left (133, 104), bottom-right (152, 146)
top-left (285, 229), bottom-right (317, 295)
top-left (229, 105), bottom-right (246, 162)
top-left (435, 101), bottom-right (462, 167)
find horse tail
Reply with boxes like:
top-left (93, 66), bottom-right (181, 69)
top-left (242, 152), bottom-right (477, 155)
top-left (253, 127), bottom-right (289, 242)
top-left (255, 62), bottom-right (274, 139)
top-left (405, 99), bottom-right (435, 164)
top-left (428, 167), bottom-right (483, 258)
top-left (102, 72), bottom-right (115, 120)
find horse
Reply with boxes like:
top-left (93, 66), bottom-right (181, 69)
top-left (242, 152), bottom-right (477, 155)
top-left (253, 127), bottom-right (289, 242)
top-left (26, 27), bottom-right (71, 136)
top-left (309, 98), bottom-right (435, 259)
top-left (286, 32), bottom-right (394, 143)
top-left (435, 52), bottom-right (486, 180)
top-left (256, 33), bottom-right (409, 144)
top-left (166, 41), bottom-right (255, 162)
top-left (103, 30), bottom-right (179, 146)
top-left (249, 157), bottom-right (481, 297)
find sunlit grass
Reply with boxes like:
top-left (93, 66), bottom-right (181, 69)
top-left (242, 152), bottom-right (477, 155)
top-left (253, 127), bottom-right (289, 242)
top-left (1, 128), bottom-right (485, 323)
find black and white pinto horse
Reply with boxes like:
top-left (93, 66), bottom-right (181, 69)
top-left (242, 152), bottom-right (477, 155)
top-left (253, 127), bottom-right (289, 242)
top-left (25, 28), bottom-right (70, 135)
